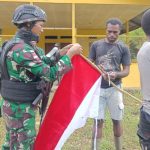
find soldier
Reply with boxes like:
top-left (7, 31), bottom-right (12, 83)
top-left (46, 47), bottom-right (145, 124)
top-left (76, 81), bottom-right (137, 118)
top-left (0, 4), bottom-right (82, 150)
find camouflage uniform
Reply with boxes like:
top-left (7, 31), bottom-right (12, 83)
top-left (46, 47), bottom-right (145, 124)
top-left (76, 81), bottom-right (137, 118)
top-left (1, 4), bottom-right (74, 149)
top-left (1, 36), bottom-right (71, 150)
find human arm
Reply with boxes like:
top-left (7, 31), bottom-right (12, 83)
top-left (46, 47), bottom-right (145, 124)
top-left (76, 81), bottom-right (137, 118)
top-left (102, 65), bottom-right (130, 80)
top-left (10, 43), bottom-right (82, 82)
top-left (59, 44), bottom-right (74, 56)
top-left (100, 44), bottom-right (131, 81)
top-left (66, 43), bottom-right (82, 59)
top-left (110, 44), bottom-right (131, 80)
top-left (88, 42), bottom-right (96, 63)
top-left (40, 43), bottom-right (78, 65)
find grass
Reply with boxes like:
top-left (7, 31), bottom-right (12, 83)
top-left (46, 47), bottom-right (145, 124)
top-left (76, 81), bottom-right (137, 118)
top-left (0, 88), bottom-right (141, 150)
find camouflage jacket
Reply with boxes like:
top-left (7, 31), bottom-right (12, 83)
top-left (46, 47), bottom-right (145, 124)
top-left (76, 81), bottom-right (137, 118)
top-left (5, 37), bottom-right (72, 83)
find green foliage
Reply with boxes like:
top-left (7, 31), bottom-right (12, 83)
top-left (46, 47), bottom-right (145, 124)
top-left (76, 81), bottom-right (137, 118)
top-left (128, 28), bottom-right (146, 60)
top-left (120, 28), bottom-right (146, 61)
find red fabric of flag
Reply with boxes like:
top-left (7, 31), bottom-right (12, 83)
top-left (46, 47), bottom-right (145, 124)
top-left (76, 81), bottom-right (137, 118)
top-left (34, 55), bottom-right (101, 150)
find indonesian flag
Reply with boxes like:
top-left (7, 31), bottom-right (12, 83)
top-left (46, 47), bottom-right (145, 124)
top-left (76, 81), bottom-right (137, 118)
top-left (34, 55), bottom-right (101, 150)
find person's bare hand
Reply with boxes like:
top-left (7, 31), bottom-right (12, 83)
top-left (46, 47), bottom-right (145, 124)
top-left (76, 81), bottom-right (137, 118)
top-left (108, 71), bottom-right (118, 80)
top-left (60, 44), bottom-right (74, 56)
top-left (66, 43), bottom-right (83, 59)
top-left (101, 71), bottom-right (118, 81)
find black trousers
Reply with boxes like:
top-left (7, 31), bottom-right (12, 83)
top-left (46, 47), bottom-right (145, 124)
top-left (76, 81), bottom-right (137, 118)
top-left (137, 106), bottom-right (150, 149)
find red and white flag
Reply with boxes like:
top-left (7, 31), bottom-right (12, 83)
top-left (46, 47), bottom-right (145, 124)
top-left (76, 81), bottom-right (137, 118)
top-left (34, 55), bottom-right (101, 150)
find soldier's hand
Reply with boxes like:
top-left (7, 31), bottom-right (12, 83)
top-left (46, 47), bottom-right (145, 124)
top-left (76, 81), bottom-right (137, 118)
top-left (60, 44), bottom-right (74, 56)
top-left (66, 43), bottom-right (83, 59)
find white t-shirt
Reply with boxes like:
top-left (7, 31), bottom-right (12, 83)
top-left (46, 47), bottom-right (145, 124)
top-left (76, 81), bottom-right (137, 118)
top-left (137, 41), bottom-right (150, 114)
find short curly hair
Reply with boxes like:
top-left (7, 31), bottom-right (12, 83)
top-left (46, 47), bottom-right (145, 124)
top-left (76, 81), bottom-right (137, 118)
top-left (141, 9), bottom-right (150, 35)
top-left (106, 18), bottom-right (122, 30)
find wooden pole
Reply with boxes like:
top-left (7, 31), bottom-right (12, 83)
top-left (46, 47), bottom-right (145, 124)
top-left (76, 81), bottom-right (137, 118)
top-left (80, 54), bottom-right (141, 103)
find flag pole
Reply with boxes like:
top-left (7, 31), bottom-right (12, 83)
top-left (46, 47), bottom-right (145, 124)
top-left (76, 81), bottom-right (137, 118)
top-left (79, 54), bottom-right (141, 103)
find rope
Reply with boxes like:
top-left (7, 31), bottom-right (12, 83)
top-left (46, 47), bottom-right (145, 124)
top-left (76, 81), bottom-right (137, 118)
top-left (80, 54), bottom-right (141, 103)
top-left (94, 119), bottom-right (98, 150)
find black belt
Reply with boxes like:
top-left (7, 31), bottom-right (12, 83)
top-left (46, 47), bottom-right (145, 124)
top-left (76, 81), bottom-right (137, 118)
top-left (1, 80), bottom-right (41, 102)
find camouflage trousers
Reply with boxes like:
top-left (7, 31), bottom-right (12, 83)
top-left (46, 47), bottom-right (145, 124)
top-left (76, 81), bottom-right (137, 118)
top-left (1, 100), bottom-right (36, 150)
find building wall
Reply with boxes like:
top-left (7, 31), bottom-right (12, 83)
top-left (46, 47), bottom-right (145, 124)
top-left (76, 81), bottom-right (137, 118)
top-left (122, 63), bottom-right (140, 88)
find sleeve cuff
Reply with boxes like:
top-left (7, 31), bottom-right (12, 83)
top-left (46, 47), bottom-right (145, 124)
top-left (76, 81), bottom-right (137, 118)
top-left (60, 55), bottom-right (71, 66)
